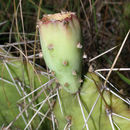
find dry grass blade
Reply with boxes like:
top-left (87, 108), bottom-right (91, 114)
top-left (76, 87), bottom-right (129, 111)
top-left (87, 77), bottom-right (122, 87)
top-left (80, 0), bottom-right (90, 28)
top-left (51, 112), bottom-right (55, 130)
top-left (18, 106), bottom-right (29, 129)
top-left (34, 93), bottom-right (57, 108)
top-left (112, 113), bottom-right (130, 121)
top-left (0, 77), bottom-right (14, 86)
top-left (95, 72), bottom-right (130, 105)
top-left (95, 72), bottom-right (119, 92)
top-left (0, 20), bottom-right (8, 26)
top-left (57, 88), bottom-right (64, 116)
top-left (3, 60), bottom-right (22, 96)
top-left (5, 85), bottom-right (50, 129)
top-left (36, 109), bottom-right (51, 130)
top-left (108, 114), bottom-right (115, 130)
top-left (0, 40), bottom-right (39, 48)
top-left (104, 30), bottom-right (130, 87)
top-left (105, 87), bottom-right (130, 105)
top-left (83, 94), bottom-right (100, 129)
top-left (18, 78), bottom-right (55, 102)
top-left (89, 45), bottom-right (119, 62)
top-left (77, 93), bottom-right (89, 130)
top-left (24, 90), bottom-right (52, 130)
top-left (95, 68), bottom-right (130, 72)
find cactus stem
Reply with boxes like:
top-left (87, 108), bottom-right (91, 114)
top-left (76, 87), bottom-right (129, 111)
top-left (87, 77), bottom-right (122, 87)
top-left (39, 12), bottom-right (82, 93)
top-left (77, 42), bottom-right (82, 49)
top-left (48, 44), bottom-right (54, 50)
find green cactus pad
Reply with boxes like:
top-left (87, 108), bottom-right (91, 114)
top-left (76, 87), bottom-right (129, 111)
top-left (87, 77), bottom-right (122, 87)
top-left (39, 12), bottom-right (82, 93)
top-left (54, 73), bottom-right (130, 130)
top-left (0, 50), bottom-right (51, 129)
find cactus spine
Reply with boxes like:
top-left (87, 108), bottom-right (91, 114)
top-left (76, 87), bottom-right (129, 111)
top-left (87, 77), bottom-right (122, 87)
top-left (38, 12), bottom-right (82, 93)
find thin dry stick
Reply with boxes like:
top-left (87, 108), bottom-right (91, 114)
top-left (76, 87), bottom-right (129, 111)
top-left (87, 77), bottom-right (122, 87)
top-left (95, 72), bottom-right (119, 92)
top-left (95, 72), bottom-right (130, 105)
top-left (77, 93), bottom-right (89, 130)
top-left (80, 0), bottom-right (90, 28)
top-left (8, 44), bottom-right (42, 84)
top-left (33, 0), bottom-right (42, 64)
top-left (5, 85), bottom-right (50, 130)
top-left (3, 61), bottom-right (22, 96)
top-left (0, 40), bottom-right (39, 48)
top-left (19, 0), bottom-right (27, 55)
top-left (57, 88), bottom-right (64, 116)
top-left (33, 93), bottom-right (57, 108)
top-left (6, 0), bottom-right (20, 55)
top-left (18, 78), bottom-right (55, 102)
top-left (0, 77), bottom-right (14, 86)
top-left (104, 30), bottom-right (130, 87)
top-left (36, 109), bottom-right (51, 130)
top-left (88, 0), bottom-right (92, 13)
top-left (31, 0), bottom-right (43, 105)
top-left (105, 87), bottom-right (130, 105)
top-left (51, 112), bottom-right (55, 130)
top-left (18, 106), bottom-right (30, 130)
top-left (83, 93), bottom-right (100, 129)
top-left (24, 91), bottom-right (52, 130)
top-left (30, 107), bottom-right (51, 120)
top-left (113, 123), bottom-right (120, 130)
top-left (0, 32), bottom-right (38, 36)
top-left (108, 114), bottom-right (115, 130)
top-left (0, 20), bottom-right (8, 26)
top-left (7, 44), bottom-right (51, 107)
top-left (95, 68), bottom-right (130, 72)
top-left (13, 0), bottom-right (21, 42)
top-left (104, 1), bottom-right (122, 5)
top-left (112, 113), bottom-right (130, 121)
top-left (89, 45), bottom-right (119, 62)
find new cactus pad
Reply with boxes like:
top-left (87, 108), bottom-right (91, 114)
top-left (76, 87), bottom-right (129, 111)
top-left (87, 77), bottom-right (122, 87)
top-left (38, 12), bottom-right (82, 93)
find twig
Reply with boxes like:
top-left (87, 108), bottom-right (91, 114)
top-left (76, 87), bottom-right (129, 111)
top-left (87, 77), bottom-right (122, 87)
top-left (104, 30), bottom-right (130, 88)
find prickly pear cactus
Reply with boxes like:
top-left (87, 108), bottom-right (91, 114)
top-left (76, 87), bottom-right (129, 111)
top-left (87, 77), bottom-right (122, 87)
top-left (54, 72), bottom-right (130, 130)
top-left (1, 12), bottom-right (130, 130)
top-left (38, 12), bottom-right (82, 93)
top-left (38, 12), bottom-right (130, 130)
top-left (0, 49), bottom-right (51, 129)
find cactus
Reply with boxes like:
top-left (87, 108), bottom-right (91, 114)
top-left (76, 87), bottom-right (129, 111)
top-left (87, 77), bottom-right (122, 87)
top-left (54, 72), bottom-right (130, 130)
top-left (38, 12), bottom-right (130, 129)
top-left (0, 49), bottom-right (51, 129)
top-left (1, 12), bottom-right (130, 130)
top-left (38, 12), bottom-right (82, 93)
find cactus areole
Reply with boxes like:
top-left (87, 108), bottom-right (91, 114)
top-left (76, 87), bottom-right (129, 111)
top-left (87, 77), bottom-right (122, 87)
top-left (38, 12), bottom-right (82, 93)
